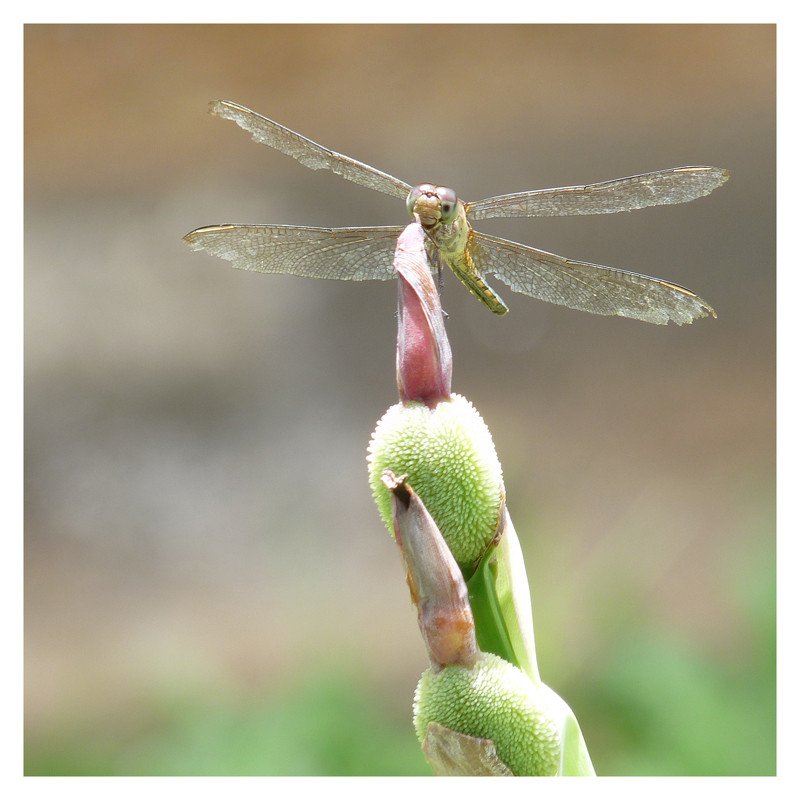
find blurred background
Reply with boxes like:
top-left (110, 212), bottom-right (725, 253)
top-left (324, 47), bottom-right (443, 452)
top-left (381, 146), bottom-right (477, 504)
top-left (24, 24), bottom-right (775, 775)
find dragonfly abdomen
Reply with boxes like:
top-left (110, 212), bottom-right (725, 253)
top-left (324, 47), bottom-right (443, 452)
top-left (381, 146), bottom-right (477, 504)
top-left (449, 249), bottom-right (509, 316)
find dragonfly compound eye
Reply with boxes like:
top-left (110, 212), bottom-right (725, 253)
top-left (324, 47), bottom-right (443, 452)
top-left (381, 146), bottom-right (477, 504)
top-left (436, 186), bottom-right (459, 224)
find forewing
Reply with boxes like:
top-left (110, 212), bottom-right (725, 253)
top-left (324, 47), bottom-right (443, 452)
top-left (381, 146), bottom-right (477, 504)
top-left (210, 101), bottom-right (413, 200)
top-left (183, 224), bottom-right (405, 281)
top-left (466, 166), bottom-right (729, 220)
top-left (470, 231), bottom-right (716, 325)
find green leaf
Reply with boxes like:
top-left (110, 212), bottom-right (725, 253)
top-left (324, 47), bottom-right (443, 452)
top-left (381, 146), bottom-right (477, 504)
top-left (467, 508), bottom-right (539, 686)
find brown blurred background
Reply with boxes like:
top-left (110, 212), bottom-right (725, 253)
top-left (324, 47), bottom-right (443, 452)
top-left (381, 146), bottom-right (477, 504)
top-left (24, 24), bottom-right (775, 775)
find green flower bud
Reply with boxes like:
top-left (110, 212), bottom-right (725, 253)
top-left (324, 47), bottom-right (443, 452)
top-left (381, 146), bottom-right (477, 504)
top-left (367, 393), bottom-right (504, 568)
top-left (413, 652), bottom-right (561, 777)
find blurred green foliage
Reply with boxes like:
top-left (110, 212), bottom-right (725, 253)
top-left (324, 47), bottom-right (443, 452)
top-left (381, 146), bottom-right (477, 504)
top-left (26, 672), bottom-right (428, 776)
top-left (26, 544), bottom-right (774, 776)
top-left (569, 542), bottom-right (776, 776)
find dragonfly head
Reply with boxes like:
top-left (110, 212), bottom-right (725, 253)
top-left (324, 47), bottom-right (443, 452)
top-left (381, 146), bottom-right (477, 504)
top-left (406, 184), bottom-right (459, 230)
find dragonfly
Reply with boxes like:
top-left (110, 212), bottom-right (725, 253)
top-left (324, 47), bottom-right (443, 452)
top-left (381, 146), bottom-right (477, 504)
top-left (184, 101), bottom-right (729, 325)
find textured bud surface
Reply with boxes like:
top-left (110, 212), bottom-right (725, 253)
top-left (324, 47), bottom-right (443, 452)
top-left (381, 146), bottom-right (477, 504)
top-left (413, 652), bottom-right (561, 777)
top-left (367, 393), bottom-right (504, 567)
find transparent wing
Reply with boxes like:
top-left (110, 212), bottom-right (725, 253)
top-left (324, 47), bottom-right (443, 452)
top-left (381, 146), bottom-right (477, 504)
top-left (183, 224), bottom-right (405, 281)
top-left (470, 231), bottom-right (716, 325)
top-left (466, 167), bottom-right (729, 220)
top-left (210, 101), bottom-right (413, 200)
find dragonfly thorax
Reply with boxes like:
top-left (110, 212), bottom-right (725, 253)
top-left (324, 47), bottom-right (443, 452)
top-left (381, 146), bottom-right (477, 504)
top-left (406, 184), bottom-right (459, 230)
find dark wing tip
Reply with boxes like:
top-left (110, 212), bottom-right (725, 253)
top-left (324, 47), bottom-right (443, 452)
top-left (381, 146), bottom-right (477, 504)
top-left (183, 225), bottom-right (224, 249)
top-left (209, 99), bottom-right (242, 115)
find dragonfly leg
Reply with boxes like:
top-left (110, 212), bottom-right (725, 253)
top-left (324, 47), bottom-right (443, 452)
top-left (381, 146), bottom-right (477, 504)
top-left (435, 254), bottom-right (450, 318)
